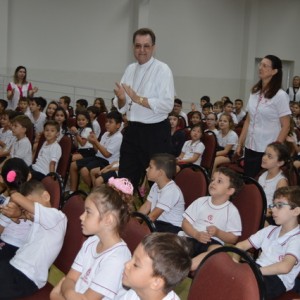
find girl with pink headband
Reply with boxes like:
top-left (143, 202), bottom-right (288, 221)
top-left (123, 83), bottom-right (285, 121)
top-left (51, 178), bottom-right (134, 300)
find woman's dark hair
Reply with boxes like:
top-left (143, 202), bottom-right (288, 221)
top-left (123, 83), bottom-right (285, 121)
top-left (1, 158), bottom-right (30, 191)
top-left (252, 55), bottom-right (282, 99)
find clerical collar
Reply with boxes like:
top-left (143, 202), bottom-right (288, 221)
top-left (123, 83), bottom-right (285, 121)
top-left (138, 56), bottom-right (155, 68)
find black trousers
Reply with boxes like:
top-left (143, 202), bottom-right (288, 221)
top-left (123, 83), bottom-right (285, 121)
top-left (0, 261), bottom-right (38, 299)
top-left (118, 119), bottom-right (171, 189)
top-left (244, 147), bottom-right (264, 179)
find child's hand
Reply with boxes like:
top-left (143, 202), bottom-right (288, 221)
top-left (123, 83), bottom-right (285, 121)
top-left (206, 225), bottom-right (219, 237)
top-left (88, 132), bottom-right (97, 143)
top-left (69, 126), bottom-right (77, 134)
top-left (32, 86), bottom-right (39, 93)
top-left (191, 103), bottom-right (196, 111)
top-left (0, 201), bottom-right (22, 220)
top-left (195, 231), bottom-right (211, 243)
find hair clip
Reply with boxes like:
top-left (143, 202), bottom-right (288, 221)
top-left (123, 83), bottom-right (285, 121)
top-left (108, 177), bottom-right (133, 195)
top-left (7, 170), bottom-right (16, 183)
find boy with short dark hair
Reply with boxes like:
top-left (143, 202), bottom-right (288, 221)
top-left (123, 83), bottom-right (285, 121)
top-left (31, 120), bottom-right (62, 180)
top-left (202, 102), bottom-right (213, 120)
top-left (119, 232), bottom-right (191, 300)
top-left (234, 186), bottom-right (300, 299)
top-left (213, 100), bottom-right (223, 115)
top-left (0, 178), bottom-right (67, 298)
top-left (8, 115), bottom-right (33, 166)
top-left (69, 111), bottom-right (123, 193)
top-left (0, 99), bottom-right (8, 114)
top-left (234, 98), bottom-right (246, 123)
top-left (220, 99), bottom-right (238, 124)
top-left (180, 167), bottom-right (243, 270)
top-left (18, 97), bottom-right (30, 114)
top-left (58, 96), bottom-right (72, 118)
top-left (139, 153), bottom-right (185, 233)
top-left (27, 97), bottom-right (47, 134)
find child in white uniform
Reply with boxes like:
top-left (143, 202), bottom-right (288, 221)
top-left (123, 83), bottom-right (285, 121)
top-left (70, 111), bottom-right (123, 193)
top-left (0, 158), bottom-right (31, 261)
top-left (118, 232), bottom-right (191, 300)
top-left (0, 110), bottom-right (16, 163)
top-left (176, 124), bottom-right (205, 172)
top-left (50, 177), bottom-right (133, 300)
top-left (9, 115), bottom-right (33, 166)
top-left (258, 142), bottom-right (290, 224)
top-left (31, 120), bottom-right (62, 181)
top-left (0, 167), bottom-right (67, 298)
top-left (235, 186), bottom-right (300, 299)
top-left (70, 110), bottom-right (95, 161)
top-left (139, 153), bottom-right (185, 233)
top-left (180, 167), bottom-right (243, 271)
top-left (212, 113), bottom-right (238, 174)
top-left (27, 97), bottom-right (47, 134)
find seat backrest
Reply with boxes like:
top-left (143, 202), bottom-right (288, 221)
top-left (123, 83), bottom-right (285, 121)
top-left (174, 167), bottom-right (209, 209)
top-left (41, 173), bottom-right (62, 209)
top-left (56, 135), bottom-right (73, 186)
top-left (201, 130), bottom-right (217, 176)
top-left (54, 193), bottom-right (86, 274)
top-left (97, 113), bottom-right (107, 139)
top-left (32, 133), bottom-right (46, 163)
top-left (177, 116), bottom-right (187, 129)
top-left (121, 212), bottom-right (156, 254)
top-left (188, 246), bottom-right (265, 300)
top-left (231, 176), bottom-right (267, 243)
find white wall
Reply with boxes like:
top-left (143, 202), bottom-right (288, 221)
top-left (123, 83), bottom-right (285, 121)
top-left (0, 0), bottom-right (299, 109)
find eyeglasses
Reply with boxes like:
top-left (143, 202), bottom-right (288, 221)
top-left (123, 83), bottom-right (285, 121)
top-left (268, 202), bottom-right (295, 209)
top-left (134, 44), bottom-right (153, 50)
top-left (206, 118), bottom-right (216, 121)
top-left (258, 62), bottom-right (272, 69)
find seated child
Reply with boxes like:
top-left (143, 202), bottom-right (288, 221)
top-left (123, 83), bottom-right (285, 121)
top-left (212, 113), bottom-right (238, 174)
top-left (50, 178), bottom-right (133, 300)
top-left (87, 105), bottom-right (101, 139)
top-left (6, 115), bottom-right (33, 167)
top-left (0, 176), bottom-right (67, 298)
top-left (139, 153), bottom-right (185, 233)
top-left (176, 124), bottom-right (205, 172)
top-left (234, 186), bottom-right (300, 300)
top-left (179, 167), bottom-right (243, 269)
top-left (69, 110), bottom-right (95, 161)
top-left (0, 158), bottom-right (31, 261)
top-left (0, 110), bottom-right (16, 163)
top-left (69, 111), bottom-right (123, 193)
top-left (17, 97), bottom-right (30, 114)
top-left (204, 112), bottom-right (218, 135)
top-left (258, 142), bottom-right (290, 224)
top-left (234, 98), bottom-right (246, 123)
top-left (169, 112), bottom-right (186, 157)
top-left (26, 97), bottom-right (47, 135)
top-left (31, 120), bottom-right (62, 180)
top-left (118, 232), bottom-right (191, 300)
top-left (218, 99), bottom-right (238, 125)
